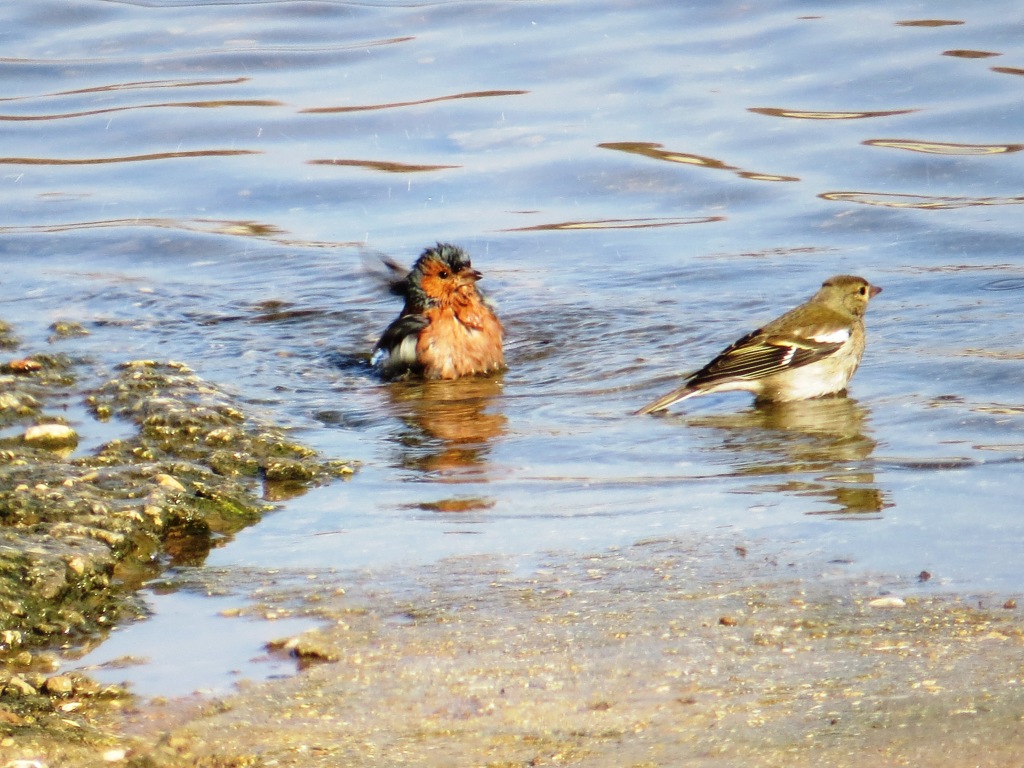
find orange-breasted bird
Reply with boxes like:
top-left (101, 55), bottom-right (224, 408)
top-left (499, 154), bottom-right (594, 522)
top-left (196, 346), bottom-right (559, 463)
top-left (371, 243), bottom-right (505, 381)
top-left (636, 275), bottom-right (881, 415)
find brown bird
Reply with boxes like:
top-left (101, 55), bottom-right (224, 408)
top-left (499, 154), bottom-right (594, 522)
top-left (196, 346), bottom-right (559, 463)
top-left (636, 275), bottom-right (881, 415)
top-left (372, 243), bottom-right (505, 380)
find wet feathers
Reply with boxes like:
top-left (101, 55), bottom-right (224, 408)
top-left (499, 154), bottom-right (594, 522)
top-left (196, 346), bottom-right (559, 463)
top-left (372, 243), bottom-right (505, 381)
top-left (370, 256), bottom-right (878, 414)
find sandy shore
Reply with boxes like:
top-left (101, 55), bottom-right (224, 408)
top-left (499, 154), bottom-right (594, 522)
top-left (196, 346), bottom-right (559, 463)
top-left (5, 534), bottom-right (1023, 767)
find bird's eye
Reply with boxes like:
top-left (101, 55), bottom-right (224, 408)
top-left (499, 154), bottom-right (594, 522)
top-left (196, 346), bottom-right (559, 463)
top-left (859, 286), bottom-right (867, 295)
top-left (438, 269), bottom-right (450, 279)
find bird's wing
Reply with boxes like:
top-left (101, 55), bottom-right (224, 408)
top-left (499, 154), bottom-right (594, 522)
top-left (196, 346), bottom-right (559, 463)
top-left (361, 250), bottom-right (412, 297)
top-left (372, 313), bottom-right (429, 373)
top-left (688, 322), bottom-right (849, 387)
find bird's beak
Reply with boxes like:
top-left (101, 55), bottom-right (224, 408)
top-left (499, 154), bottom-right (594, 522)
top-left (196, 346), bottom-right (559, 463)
top-left (459, 267), bottom-right (483, 283)
top-left (869, 284), bottom-right (882, 298)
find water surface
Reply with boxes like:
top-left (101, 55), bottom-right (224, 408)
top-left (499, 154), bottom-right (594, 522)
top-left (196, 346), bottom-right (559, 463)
top-left (4, 0), bottom-right (1024, 694)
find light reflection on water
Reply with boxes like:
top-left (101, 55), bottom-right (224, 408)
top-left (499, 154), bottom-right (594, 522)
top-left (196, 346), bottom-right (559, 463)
top-left (3, 0), bottom-right (1024, 694)
top-left (685, 397), bottom-right (888, 520)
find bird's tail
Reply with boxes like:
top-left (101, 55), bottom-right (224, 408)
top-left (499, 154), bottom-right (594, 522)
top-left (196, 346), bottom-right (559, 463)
top-left (634, 385), bottom-right (699, 416)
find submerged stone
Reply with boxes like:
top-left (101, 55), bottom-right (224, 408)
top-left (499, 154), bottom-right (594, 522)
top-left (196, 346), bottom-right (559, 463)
top-left (23, 423), bottom-right (79, 450)
top-left (48, 320), bottom-right (90, 340)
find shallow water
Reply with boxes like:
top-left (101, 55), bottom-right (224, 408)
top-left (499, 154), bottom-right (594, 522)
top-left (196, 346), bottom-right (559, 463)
top-left (75, 587), bottom-right (315, 698)
top-left (5, 0), bottom-right (1024, 694)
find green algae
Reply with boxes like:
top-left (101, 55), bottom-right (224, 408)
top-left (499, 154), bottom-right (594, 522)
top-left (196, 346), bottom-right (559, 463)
top-left (0, 323), bottom-right (354, 662)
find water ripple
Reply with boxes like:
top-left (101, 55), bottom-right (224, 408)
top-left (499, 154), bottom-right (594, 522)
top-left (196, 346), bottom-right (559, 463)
top-left (0, 37), bottom-right (413, 67)
top-left (943, 49), bottom-right (1001, 59)
top-left (0, 77), bottom-right (251, 102)
top-left (502, 216), bottom-right (724, 232)
top-left (895, 19), bottom-right (965, 27)
top-left (0, 150), bottom-right (259, 165)
top-left (0, 100), bottom-right (283, 122)
top-left (863, 139), bottom-right (1024, 155)
top-left (598, 141), bottom-right (799, 182)
top-left (980, 278), bottom-right (1024, 292)
top-left (302, 89), bottom-right (528, 114)
top-left (308, 158), bottom-right (460, 173)
top-left (749, 107), bottom-right (917, 120)
top-left (0, 217), bottom-right (360, 248)
top-left (820, 191), bottom-right (1024, 209)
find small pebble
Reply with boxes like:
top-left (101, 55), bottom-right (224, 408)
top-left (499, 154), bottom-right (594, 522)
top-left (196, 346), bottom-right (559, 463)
top-left (154, 473), bottom-right (186, 493)
top-left (43, 674), bottom-right (75, 696)
top-left (868, 596), bottom-right (906, 609)
top-left (5, 675), bottom-right (37, 696)
top-left (23, 423), bottom-right (78, 448)
top-left (4, 358), bottom-right (42, 373)
top-left (49, 320), bottom-right (89, 339)
top-left (12, 651), bottom-right (32, 667)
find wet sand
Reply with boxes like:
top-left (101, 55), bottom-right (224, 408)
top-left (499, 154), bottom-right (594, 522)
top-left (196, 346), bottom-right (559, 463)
top-left (6, 535), bottom-right (1023, 767)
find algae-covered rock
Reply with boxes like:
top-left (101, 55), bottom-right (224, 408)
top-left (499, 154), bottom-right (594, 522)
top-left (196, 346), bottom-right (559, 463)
top-left (23, 423), bottom-right (79, 450)
top-left (48, 320), bottom-right (89, 341)
top-left (0, 319), bottom-right (18, 350)
top-left (0, 330), bottom-right (355, 659)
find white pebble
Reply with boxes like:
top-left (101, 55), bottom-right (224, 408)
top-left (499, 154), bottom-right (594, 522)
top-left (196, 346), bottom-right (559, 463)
top-left (23, 423), bottom-right (78, 447)
top-left (868, 596), bottom-right (906, 608)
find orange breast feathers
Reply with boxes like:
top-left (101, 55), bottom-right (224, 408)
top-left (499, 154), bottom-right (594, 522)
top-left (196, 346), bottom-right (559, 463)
top-left (416, 287), bottom-right (504, 379)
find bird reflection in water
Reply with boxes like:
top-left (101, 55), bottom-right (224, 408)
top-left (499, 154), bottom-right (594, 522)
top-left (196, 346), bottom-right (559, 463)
top-left (383, 375), bottom-right (506, 499)
top-left (689, 396), bottom-right (889, 517)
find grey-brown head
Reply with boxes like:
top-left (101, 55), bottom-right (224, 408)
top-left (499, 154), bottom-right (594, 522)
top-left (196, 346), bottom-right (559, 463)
top-left (818, 274), bottom-right (881, 317)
